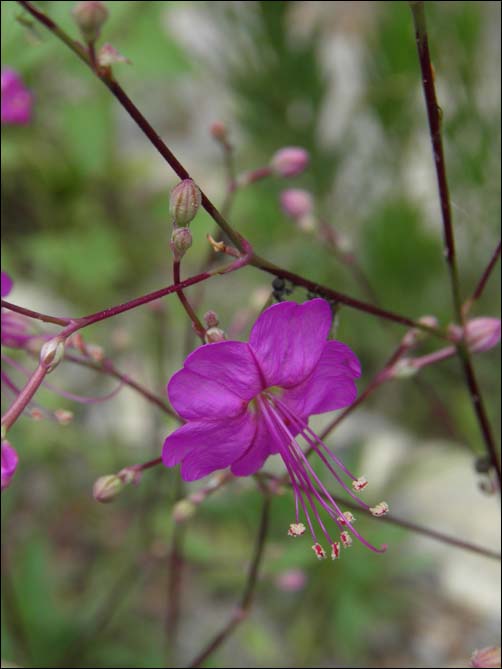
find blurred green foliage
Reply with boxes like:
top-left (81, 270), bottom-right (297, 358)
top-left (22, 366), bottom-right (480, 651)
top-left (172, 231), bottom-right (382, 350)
top-left (1, 1), bottom-right (500, 668)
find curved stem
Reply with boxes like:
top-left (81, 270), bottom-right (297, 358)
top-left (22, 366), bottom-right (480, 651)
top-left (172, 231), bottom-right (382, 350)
top-left (0, 300), bottom-right (70, 326)
top-left (64, 352), bottom-right (178, 419)
top-left (173, 261), bottom-right (205, 340)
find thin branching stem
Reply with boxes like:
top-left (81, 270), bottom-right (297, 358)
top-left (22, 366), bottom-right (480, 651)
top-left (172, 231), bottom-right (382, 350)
top-left (410, 1), bottom-right (500, 485)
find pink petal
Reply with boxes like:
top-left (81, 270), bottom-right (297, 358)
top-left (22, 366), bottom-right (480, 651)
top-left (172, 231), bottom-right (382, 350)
top-left (1, 441), bottom-right (18, 490)
top-left (167, 341), bottom-right (264, 420)
top-left (249, 299), bottom-right (332, 388)
top-left (162, 412), bottom-right (256, 481)
top-left (282, 340), bottom-right (361, 417)
top-left (231, 411), bottom-right (282, 476)
top-left (168, 368), bottom-right (246, 420)
top-left (183, 341), bottom-right (263, 399)
top-left (1, 271), bottom-right (13, 298)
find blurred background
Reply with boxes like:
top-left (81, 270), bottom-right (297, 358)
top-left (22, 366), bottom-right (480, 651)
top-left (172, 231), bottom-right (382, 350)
top-left (1, 1), bottom-right (501, 667)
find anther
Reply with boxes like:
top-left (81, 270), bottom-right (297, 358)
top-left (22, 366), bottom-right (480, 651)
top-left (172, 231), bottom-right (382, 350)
top-left (288, 522), bottom-right (306, 537)
top-left (312, 543), bottom-right (327, 560)
top-left (352, 476), bottom-right (368, 492)
top-left (370, 501), bottom-right (389, 517)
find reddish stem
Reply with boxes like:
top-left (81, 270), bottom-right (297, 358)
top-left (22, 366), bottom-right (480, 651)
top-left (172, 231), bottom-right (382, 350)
top-left (172, 261), bottom-right (205, 340)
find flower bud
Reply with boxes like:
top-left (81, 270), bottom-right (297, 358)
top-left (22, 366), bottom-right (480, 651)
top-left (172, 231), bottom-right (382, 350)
top-left (390, 358), bottom-right (418, 379)
top-left (93, 474), bottom-right (124, 503)
top-left (54, 409), bottom-right (74, 425)
top-left (172, 499), bottom-right (196, 524)
top-left (98, 43), bottom-right (130, 67)
top-left (1, 440), bottom-right (18, 491)
top-left (170, 227), bottom-right (193, 261)
top-left (210, 121), bottom-right (228, 142)
top-left (270, 147), bottom-right (309, 177)
top-left (40, 338), bottom-right (65, 373)
top-left (72, 1), bottom-right (108, 43)
top-left (465, 318), bottom-right (501, 353)
top-left (87, 344), bottom-right (105, 362)
top-left (204, 327), bottom-right (226, 343)
top-left (169, 179), bottom-right (201, 227)
top-left (280, 189), bottom-right (313, 220)
top-left (470, 646), bottom-right (501, 668)
top-left (203, 310), bottom-right (219, 328)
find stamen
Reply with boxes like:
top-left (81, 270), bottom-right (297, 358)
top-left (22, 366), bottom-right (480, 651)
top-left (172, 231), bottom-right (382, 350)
top-left (352, 476), bottom-right (368, 492)
top-left (271, 397), bottom-right (372, 511)
top-left (288, 523), bottom-right (306, 537)
top-left (337, 511), bottom-right (355, 525)
top-left (260, 396), bottom-right (388, 556)
top-left (340, 531), bottom-right (353, 548)
top-left (312, 543), bottom-right (327, 560)
top-left (370, 501), bottom-right (389, 517)
top-left (331, 542), bottom-right (341, 560)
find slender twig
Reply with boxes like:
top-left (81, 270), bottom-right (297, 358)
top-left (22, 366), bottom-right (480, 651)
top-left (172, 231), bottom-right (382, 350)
top-left (410, 1), bottom-right (500, 485)
top-left (187, 495), bottom-right (271, 668)
top-left (173, 260), bottom-right (205, 340)
top-left (64, 352), bottom-right (177, 418)
top-left (16, 0), bottom-right (450, 341)
top-left (463, 240), bottom-right (501, 315)
top-left (0, 300), bottom-right (70, 326)
top-left (1, 363), bottom-right (49, 431)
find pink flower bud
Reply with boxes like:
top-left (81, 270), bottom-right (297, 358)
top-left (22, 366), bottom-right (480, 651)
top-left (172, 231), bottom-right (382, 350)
top-left (98, 43), bottom-right (130, 67)
top-left (40, 338), bottom-right (65, 373)
top-left (465, 318), bottom-right (501, 353)
top-left (203, 310), bottom-right (219, 328)
top-left (470, 646), bottom-right (501, 668)
top-left (172, 499), bottom-right (196, 524)
top-left (280, 189), bottom-right (313, 220)
top-left (204, 327), bottom-right (226, 343)
top-left (210, 121), bottom-right (228, 142)
top-left (1, 440), bottom-right (18, 490)
top-left (1, 69), bottom-right (32, 126)
top-left (93, 474), bottom-right (123, 503)
top-left (54, 409), bottom-right (74, 425)
top-left (72, 1), bottom-right (109, 42)
top-left (169, 179), bottom-right (202, 227)
top-left (170, 227), bottom-right (193, 261)
top-left (270, 147), bottom-right (309, 177)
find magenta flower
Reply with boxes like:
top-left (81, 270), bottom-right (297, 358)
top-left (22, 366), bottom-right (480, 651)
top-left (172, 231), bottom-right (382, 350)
top-left (1, 440), bottom-right (18, 490)
top-left (1, 271), bottom-right (32, 349)
top-left (1, 68), bottom-right (32, 125)
top-left (163, 299), bottom-right (388, 559)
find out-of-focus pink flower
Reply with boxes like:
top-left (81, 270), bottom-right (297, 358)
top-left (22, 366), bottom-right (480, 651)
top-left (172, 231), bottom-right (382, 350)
top-left (1, 68), bottom-right (32, 125)
top-left (463, 318), bottom-right (501, 353)
top-left (1, 441), bottom-right (18, 490)
top-left (470, 646), bottom-right (501, 668)
top-left (275, 568), bottom-right (307, 592)
top-left (280, 189), bottom-right (314, 220)
top-left (270, 147), bottom-right (309, 177)
top-left (163, 299), bottom-right (388, 560)
top-left (1, 271), bottom-right (32, 349)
